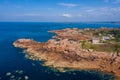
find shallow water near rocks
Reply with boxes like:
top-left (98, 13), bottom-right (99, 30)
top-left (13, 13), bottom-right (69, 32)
top-left (0, 22), bottom-right (120, 80)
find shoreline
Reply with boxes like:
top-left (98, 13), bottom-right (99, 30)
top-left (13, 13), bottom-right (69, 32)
top-left (13, 28), bottom-right (120, 79)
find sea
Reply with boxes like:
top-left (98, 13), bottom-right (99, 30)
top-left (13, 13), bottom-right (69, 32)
top-left (0, 22), bottom-right (120, 80)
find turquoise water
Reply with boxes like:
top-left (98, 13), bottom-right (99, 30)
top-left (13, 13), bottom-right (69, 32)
top-left (0, 22), bottom-right (120, 80)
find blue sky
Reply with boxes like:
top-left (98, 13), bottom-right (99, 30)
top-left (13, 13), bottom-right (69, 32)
top-left (0, 0), bottom-right (120, 22)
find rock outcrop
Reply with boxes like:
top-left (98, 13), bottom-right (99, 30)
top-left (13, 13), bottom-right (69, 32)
top-left (13, 28), bottom-right (120, 79)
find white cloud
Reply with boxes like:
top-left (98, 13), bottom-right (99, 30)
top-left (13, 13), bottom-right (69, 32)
top-left (114, 0), bottom-right (120, 3)
top-left (82, 7), bottom-right (120, 18)
top-left (104, 0), bottom-right (120, 4)
top-left (62, 14), bottom-right (72, 18)
top-left (58, 3), bottom-right (77, 7)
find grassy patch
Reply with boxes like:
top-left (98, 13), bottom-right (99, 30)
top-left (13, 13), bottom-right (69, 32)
top-left (83, 42), bottom-right (116, 53)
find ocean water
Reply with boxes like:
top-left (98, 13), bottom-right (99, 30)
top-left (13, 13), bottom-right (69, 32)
top-left (0, 22), bottom-right (120, 80)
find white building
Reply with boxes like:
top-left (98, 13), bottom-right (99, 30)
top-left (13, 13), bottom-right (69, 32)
top-left (92, 38), bottom-right (100, 44)
top-left (102, 36), bottom-right (110, 41)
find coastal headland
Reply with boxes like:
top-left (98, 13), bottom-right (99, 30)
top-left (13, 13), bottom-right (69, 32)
top-left (13, 28), bottom-right (120, 79)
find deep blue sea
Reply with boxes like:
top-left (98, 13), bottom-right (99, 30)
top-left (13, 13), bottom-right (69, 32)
top-left (0, 22), bottom-right (120, 80)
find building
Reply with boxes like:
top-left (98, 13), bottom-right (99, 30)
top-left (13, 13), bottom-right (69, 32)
top-left (102, 36), bottom-right (110, 41)
top-left (92, 38), bottom-right (100, 44)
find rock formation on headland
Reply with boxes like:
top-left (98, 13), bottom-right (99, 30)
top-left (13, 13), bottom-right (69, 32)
top-left (13, 28), bottom-right (120, 78)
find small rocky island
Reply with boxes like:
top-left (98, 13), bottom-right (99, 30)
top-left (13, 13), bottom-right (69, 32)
top-left (13, 28), bottom-right (120, 79)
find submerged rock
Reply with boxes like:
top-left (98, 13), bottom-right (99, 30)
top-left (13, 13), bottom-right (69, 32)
top-left (24, 76), bottom-right (29, 80)
top-left (6, 72), bottom-right (11, 76)
top-left (10, 75), bottom-right (15, 79)
top-left (18, 77), bottom-right (22, 80)
top-left (18, 70), bottom-right (24, 74)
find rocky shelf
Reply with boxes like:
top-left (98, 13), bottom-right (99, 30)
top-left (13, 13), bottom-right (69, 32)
top-left (13, 28), bottom-right (120, 79)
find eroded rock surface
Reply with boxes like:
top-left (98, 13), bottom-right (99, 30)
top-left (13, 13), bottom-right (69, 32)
top-left (13, 28), bottom-right (120, 79)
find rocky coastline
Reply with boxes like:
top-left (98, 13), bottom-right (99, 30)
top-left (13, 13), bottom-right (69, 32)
top-left (13, 28), bottom-right (120, 79)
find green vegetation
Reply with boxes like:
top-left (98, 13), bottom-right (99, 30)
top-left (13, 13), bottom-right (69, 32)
top-left (112, 44), bottom-right (120, 57)
top-left (81, 28), bottom-right (120, 53)
top-left (94, 28), bottom-right (120, 42)
top-left (82, 42), bottom-right (117, 52)
top-left (109, 30), bottom-right (120, 42)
